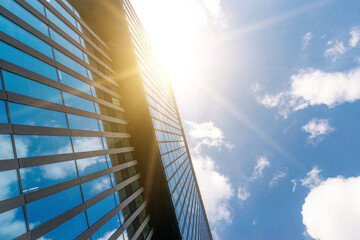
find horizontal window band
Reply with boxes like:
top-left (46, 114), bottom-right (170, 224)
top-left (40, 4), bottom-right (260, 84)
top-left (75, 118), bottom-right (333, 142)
top-left (157, 140), bottom-right (184, 144)
top-left (167, 159), bottom-right (189, 183)
top-left (145, 229), bottom-right (154, 240)
top-left (160, 146), bottom-right (186, 156)
top-left (0, 159), bottom-right (19, 172)
top-left (0, 162), bottom-right (138, 214)
top-left (155, 129), bottom-right (182, 137)
top-left (53, 0), bottom-right (109, 52)
top-left (0, 123), bottom-right (12, 133)
top-left (9, 124), bottom-right (130, 138)
top-left (0, 59), bottom-right (123, 111)
top-left (19, 147), bottom-right (135, 168)
top-left (173, 166), bottom-right (191, 200)
top-left (164, 152), bottom-right (187, 170)
top-left (108, 200), bottom-right (147, 240)
top-left (130, 215), bottom-right (150, 240)
top-left (2, 90), bottom-right (127, 125)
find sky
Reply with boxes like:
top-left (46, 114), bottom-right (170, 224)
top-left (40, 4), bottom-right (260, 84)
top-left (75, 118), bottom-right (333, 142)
top-left (130, 0), bottom-right (360, 239)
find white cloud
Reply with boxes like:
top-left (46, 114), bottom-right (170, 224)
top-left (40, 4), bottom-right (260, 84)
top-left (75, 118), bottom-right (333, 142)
top-left (269, 171), bottom-right (287, 187)
top-left (41, 161), bottom-right (76, 180)
top-left (324, 41), bottom-right (346, 62)
top-left (95, 229), bottom-right (116, 240)
top-left (349, 26), bottom-right (360, 48)
top-left (186, 121), bottom-right (233, 153)
top-left (237, 186), bottom-right (250, 201)
top-left (302, 176), bottom-right (360, 240)
top-left (302, 32), bottom-right (312, 49)
top-left (250, 156), bottom-right (270, 181)
top-left (255, 66), bottom-right (360, 118)
top-left (0, 208), bottom-right (26, 239)
top-left (300, 166), bottom-right (322, 190)
top-left (193, 155), bottom-right (234, 224)
top-left (291, 179), bottom-right (297, 192)
top-left (302, 118), bottom-right (334, 145)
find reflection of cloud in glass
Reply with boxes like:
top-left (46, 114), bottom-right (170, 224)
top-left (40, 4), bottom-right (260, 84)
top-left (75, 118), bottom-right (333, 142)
top-left (0, 135), bottom-right (14, 160)
top-left (0, 170), bottom-right (19, 201)
top-left (94, 229), bottom-right (116, 240)
top-left (91, 176), bottom-right (112, 195)
top-left (72, 137), bottom-right (103, 152)
top-left (41, 161), bottom-right (77, 180)
top-left (0, 208), bottom-right (27, 239)
top-left (77, 156), bottom-right (107, 173)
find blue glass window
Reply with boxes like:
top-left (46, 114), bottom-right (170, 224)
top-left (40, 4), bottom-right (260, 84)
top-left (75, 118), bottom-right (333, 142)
top-left (9, 103), bottom-right (67, 128)
top-left (59, 70), bottom-right (91, 95)
top-left (0, 15), bottom-right (53, 58)
top-left (50, 29), bottom-right (84, 60)
top-left (63, 92), bottom-right (95, 112)
top-left (0, 134), bottom-right (14, 160)
top-left (0, 207), bottom-right (27, 239)
top-left (14, 135), bottom-right (72, 158)
top-left (3, 71), bottom-right (62, 104)
top-left (27, 186), bottom-right (83, 229)
top-left (82, 175), bottom-right (112, 200)
top-left (46, 0), bottom-right (77, 27)
top-left (77, 156), bottom-right (108, 176)
top-left (67, 114), bottom-right (99, 131)
top-left (41, 212), bottom-right (88, 240)
top-left (0, 101), bottom-right (8, 123)
top-left (91, 214), bottom-right (120, 240)
top-left (21, 161), bottom-right (77, 193)
top-left (0, 42), bottom-right (58, 81)
top-left (46, 9), bottom-right (80, 43)
top-left (86, 194), bottom-right (116, 226)
top-left (54, 50), bottom-right (87, 77)
top-left (0, 1), bottom-right (49, 36)
top-left (0, 170), bottom-right (20, 201)
top-left (72, 137), bottom-right (103, 152)
top-left (25, 0), bottom-right (45, 15)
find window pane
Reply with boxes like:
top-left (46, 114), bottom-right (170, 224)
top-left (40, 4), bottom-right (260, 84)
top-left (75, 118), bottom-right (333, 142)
top-left (0, 101), bottom-right (8, 123)
top-left (27, 186), bottom-right (83, 229)
top-left (59, 70), bottom-right (91, 95)
top-left (54, 50), bottom-right (87, 77)
top-left (41, 212), bottom-right (88, 240)
top-left (63, 92), bottom-right (95, 112)
top-left (77, 156), bottom-right (108, 176)
top-left (25, 0), bottom-right (45, 15)
top-left (21, 161), bottom-right (77, 193)
top-left (72, 137), bottom-right (103, 152)
top-left (3, 71), bottom-right (62, 104)
top-left (0, 1), bottom-right (49, 36)
top-left (46, 0), bottom-right (77, 27)
top-left (9, 103), bottom-right (67, 128)
top-left (86, 194), bottom-right (116, 226)
top-left (50, 29), bottom-right (83, 60)
top-left (0, 42), bottom-right (58, 80)
top-left (92, 214), bottom-right (120, 240)
top-left (14, 135), bottom-right (72, 158)
top-left (82, 175), bottom-right (112, 200)
top-left (67, 114), bottom-right (99, 131)
top-left (0, 15), bottom-right (53, 58)
top-left (0, 170), bottom-right (20, 201)
top-left (46, 9), bottom-right (79, 43)
top-left (0, 207), bottom-right (27, 239)
top-left (0, 134), bottom-right (14, 160)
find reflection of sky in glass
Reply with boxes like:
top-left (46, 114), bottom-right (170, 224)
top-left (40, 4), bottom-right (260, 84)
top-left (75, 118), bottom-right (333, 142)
top-left (82, 175), bottom-right (112, 200)
top-left (0, 170), bottom-right (20, 201)
top-left (3, 71), bottom-right (62, 104)
top-left (0, 207), bottom-right (27, 239)
top-left (92, 214), bottom-right (119, 240)
top-left (9, 103), bottom-right (68, 128)
top-left (63, 92), bottom-right (95, 113)
top-left (77, 156), bottom-right (107, 176)
top-left (21, 161), bottom-right (78, 193)
top-left (59, 70), bottom-right (91, 95)
top-left (67, 114), bottom-right (99, 131)
top-left (0, 101), bottom-right (8, 123)
top-left (87, 195), bottom-right (116, 226)
top-left (14, 135), bottom-right (72, 158)
top-left (27, 186), bottom-right (82, 229)
top-left (72, 137), bottom-right (103, 152)
top-left (0, 134), bottom-right (15, 160)
top-left (41, 212), bottom-right (88, 240)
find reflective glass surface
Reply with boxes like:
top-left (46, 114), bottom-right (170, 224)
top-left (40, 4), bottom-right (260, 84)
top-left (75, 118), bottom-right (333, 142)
top-left (0, 207), bottom-right (27, 239)
top-left (77, 155), bottom-right (108, 176)
top-left (82, 175), bottom-right (112, 200)
top-left (14, 135), bottom-right (72, 158)
top-left (0, 134), bottom-right (15, 160)
top-left (54, 50), bottom-right (87, 77)
top-left (58, 70), bottom-right (92, 95)
top-left (9, 103), bottom-right (67, 128)
top-left (63, 92), bottom-right (95, 112)
top-left (72, 137), bottom-right (103, 152)
top-left (50, 29), bottom-right (84, 60)
top-left (25, 0), bottom-right (45, 15)
top-left (67, 114), bottom-right (99, 131)
top-left (0, 170), bottom-right (20, 201)
top-left (27, 186), bottom-right (83, 229)
top-left (92, 214), bottom-right (120, 240)
top-left (86, 194), bottom-right (116, 225)
top-left (3, 71), bottom-right (62, 103)
top-left (20, 161), bottom-right (77, 193)
top-left (0, 100), bottom-right (8, 123)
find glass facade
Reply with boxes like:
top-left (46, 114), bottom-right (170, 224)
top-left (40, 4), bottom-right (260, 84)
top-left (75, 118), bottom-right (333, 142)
top-left (0, 1), bottom-right (151, 239)
top-left (122, 0), bottom-right (212, 239)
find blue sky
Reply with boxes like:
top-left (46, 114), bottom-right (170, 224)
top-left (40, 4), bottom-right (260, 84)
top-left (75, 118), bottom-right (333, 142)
top-left (131, 0), bottom-right (360, 239)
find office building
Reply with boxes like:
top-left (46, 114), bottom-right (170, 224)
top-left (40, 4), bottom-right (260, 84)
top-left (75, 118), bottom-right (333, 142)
top-left (0, 0), bottom-right (212, 239)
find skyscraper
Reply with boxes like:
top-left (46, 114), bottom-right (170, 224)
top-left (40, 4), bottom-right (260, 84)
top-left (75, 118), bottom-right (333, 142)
top-left (0, 0), bottom-right (212, 239)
